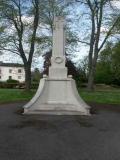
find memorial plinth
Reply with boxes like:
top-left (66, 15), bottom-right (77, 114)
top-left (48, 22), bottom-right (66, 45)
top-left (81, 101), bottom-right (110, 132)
top-left (23, 17), bottom-right (90, 115)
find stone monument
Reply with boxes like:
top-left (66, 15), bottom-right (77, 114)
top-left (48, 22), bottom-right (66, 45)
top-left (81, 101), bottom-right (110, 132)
top-left (23, 17), bottom-right (90, 115)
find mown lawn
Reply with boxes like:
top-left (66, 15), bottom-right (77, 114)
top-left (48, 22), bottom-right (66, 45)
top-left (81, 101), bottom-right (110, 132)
top-left (79, 89), bottom-right (120, 105)
top-left (0, 88), bottom-right (120, 105)
top-left (0, 89), bottom-right (35, 104)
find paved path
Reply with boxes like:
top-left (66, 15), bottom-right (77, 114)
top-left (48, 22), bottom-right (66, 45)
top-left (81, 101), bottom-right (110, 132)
top-left (0, 102), bottom-right (120, 160)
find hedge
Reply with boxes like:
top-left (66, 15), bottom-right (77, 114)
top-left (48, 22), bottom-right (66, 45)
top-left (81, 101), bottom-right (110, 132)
top-left (0, 82), bottom-right (39, 89)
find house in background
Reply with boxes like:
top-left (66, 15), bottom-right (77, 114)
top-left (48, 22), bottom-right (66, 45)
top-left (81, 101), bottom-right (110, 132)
top-left (0, 62), bottom-right (25, 82)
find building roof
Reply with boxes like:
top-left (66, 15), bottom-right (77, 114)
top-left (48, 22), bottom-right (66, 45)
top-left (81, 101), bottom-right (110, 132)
top-left (0, 62), bottom-right (24, 67)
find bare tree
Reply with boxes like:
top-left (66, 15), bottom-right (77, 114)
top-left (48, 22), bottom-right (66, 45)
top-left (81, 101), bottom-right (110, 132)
top-left (0, 0), bottom-right (76, 90)
top-left (75, 0), bottom-right (120, 90)
top-left (0, 0), bottom-right (39, 90)
top-left (35, 0), bottom-right (77, 53)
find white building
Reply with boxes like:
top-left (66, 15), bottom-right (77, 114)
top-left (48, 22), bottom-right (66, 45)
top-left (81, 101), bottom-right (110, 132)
top-left (0, 62), bottom-right (25, 82)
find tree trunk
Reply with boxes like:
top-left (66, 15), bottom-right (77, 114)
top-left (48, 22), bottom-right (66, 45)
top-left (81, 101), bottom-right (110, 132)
top-left (24, 64), bottom-right (31, 91)
top-left (87, 52), bottom-right (98, 91)
top-left (87, 65), bottom-right (95, 91)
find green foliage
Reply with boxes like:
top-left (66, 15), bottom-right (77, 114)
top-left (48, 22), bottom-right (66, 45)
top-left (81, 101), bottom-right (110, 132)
top-left (0, 82), bottom-right (18, 88)
top-left (95, 64), bottom-right (113, 84)
top-left (6, 79), bottom-right (19, 83)
top-left (74, 73), bottom-right (87, 88)
top-left (0, 81), bottom-right (39, 89)
top-left (95, 41), bottom-right (120, 85)
top-left (32, 68), bottom-right (41, 82)
top-left (31, 82), bottom-right (39, 89)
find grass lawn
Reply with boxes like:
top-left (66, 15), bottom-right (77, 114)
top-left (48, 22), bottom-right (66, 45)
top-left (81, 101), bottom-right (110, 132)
top-left (0, 87), bottom-right (120, 105)
top-left (79, 89), bottom-right (120, 105)
top-left (0, 89), bottom-right (35, 104)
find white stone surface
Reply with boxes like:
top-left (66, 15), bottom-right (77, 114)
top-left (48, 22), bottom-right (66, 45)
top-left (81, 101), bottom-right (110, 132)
top-left (49, 17), bottom-right (67, 79)
top-left (23, 17), bottom-right (90, 115)
top-left (53, 17), bottom-right (65, 57)
top-left (24, 78), bottom-right (90, 115)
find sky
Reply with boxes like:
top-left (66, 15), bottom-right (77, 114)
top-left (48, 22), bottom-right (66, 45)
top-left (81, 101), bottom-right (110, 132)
top-left (0, 0), bottom-right (120, 70)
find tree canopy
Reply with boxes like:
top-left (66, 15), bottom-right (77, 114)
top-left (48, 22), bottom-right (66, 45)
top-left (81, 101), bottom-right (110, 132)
top-left (95, 41), bottom-right (120, 85)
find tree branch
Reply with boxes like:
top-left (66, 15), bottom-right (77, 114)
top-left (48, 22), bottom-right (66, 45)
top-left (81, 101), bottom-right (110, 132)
top-left (98, 16), bottom-right (120, 52)
top-left (76, 40), bottom-right (90, 45)
top-left (0, 47), bottom-right (20, 55)
top-left (28, 0), bottom-right (39, 64)
top-left (66, 37), bottom-right (90, 45)
top-left (75, 0), bottom-right (88, 5)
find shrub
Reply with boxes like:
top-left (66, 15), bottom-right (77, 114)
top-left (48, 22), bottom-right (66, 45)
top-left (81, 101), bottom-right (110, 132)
top-left (0, 82), bottom-right (17, 88)
top-left (31, 82), bottom-right (39, 89)
top-left (6, 79), bottom-right (19, 83)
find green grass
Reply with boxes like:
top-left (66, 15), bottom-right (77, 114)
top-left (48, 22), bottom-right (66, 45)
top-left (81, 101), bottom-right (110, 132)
top-left (0, 88), bottom-right (120, 105)
top-left (0, 89), bottom-right (35, 103)
top-left (79, 89), bottom-right (120, 105)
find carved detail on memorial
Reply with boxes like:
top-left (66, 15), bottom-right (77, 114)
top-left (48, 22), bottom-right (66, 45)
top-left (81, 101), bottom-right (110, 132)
top-left (54, 57), bottom-right (64, 64)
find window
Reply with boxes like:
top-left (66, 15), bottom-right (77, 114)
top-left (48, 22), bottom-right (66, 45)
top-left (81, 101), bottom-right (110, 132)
top-left (9, 76), bottom-right (12, 80)
top-left (18, 69), bottom-right (22, 73)
top-left (18, 76), bottom-right (21, 79)
top-left (9, 69), bottom-right (12, 73)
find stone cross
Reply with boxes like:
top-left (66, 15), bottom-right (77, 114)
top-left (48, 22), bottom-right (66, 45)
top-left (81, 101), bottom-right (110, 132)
top-left (52, 17), bottom-right (65, 57)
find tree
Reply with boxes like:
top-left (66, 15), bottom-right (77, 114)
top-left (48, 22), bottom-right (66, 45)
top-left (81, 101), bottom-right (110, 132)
top-left (35, 0), bottom-right (78, 54)
top-left (112, 14), bottom-right (120, 34)
top-left (95, 41), bottom-right (120, 85)
top-left (32, 68), bottom-right (41, 82)
top-left (75, 0), bottom-right (120, 90)
top-left (95, 43), bottom-right (114, 84)
top-left (111, 41), bottom-right (120, 85)
top-left (0, 0), bottom-right (39, 90)
top-left (0, 0), bottom-right (75, 90)
top-left (43, 50), bottom-right (87, 88)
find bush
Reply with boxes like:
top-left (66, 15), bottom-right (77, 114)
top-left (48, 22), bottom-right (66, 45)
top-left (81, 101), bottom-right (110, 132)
top-left (0, 81), bottom-right (25, 89)
top-left (74, 74), bottom-right (88, 88)
top-left (0, 82), bottom-right (18, 88)
top-left (0, 82), bottom-right (6, 88)
top-left (6, 79), bottom-right (19, 83)
top-left (31, 82), bottom-right (39, 89)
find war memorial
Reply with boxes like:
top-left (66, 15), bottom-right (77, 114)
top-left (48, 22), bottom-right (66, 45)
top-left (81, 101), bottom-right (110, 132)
top-left (24, 17), bottom-right (90, 115)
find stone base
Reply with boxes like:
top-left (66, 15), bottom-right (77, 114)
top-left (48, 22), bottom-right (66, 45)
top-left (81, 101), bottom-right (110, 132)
top-left (23, 77), bottom-right (90, 115)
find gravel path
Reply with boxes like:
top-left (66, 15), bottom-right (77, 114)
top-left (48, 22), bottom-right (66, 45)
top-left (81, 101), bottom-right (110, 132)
top-left (0, 102), bottom-right (120, 160)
